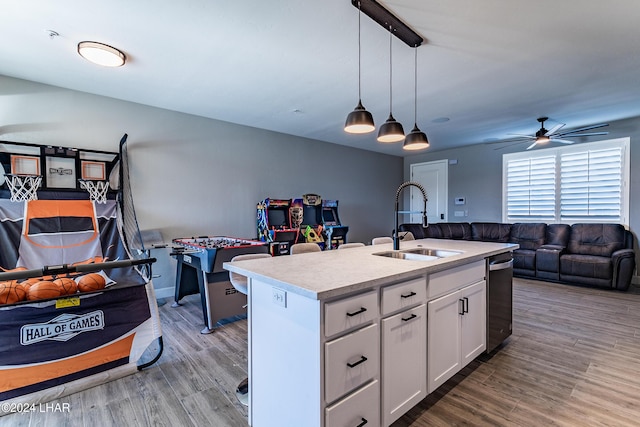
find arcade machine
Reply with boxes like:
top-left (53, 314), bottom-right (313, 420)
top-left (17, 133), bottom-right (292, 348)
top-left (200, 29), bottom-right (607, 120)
top-left (292, 194), bottom-right (325, 249)
top-left (256, 198), bottom-right (298, 256)
top-left (171, 236), bottom-right (267, 334)
top-left (322, 199), bottom-right (349, 249)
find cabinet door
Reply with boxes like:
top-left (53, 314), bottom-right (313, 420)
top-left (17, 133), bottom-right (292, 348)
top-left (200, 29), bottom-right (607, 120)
top-left (382, 304), bottom-right (427, 427)
top-left (460, 280), bottom-right (486, 365)
top-left (427, 290), bottom-right (462, 393)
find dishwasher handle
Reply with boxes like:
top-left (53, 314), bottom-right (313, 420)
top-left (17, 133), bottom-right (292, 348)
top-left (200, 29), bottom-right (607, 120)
top-left (489, 258), bottom-right (513, 271)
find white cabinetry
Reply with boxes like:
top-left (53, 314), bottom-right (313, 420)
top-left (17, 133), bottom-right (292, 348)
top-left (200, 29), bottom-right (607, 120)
top-left (427, 280), bottom-right (486, 393)
top-left (381, 303), bottom-right (427, 426)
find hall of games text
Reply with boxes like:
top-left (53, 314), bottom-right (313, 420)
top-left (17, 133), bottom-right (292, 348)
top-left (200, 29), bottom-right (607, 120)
top-left (1, 402), bottom-right (71, 413)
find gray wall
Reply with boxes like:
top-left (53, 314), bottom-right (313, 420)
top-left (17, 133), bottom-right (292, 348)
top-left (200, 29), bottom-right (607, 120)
top-left (404, 116), bottom-right (639, 275)
top-left (0, 75), bottom-right (403, 295)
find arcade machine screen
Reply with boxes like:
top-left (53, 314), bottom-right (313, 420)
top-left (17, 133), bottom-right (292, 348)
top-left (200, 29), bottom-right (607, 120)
top-left (322, 200), bottom-right (349, 249)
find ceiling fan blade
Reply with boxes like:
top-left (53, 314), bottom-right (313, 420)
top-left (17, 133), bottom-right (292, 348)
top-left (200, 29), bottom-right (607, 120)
top-left (557, 123), bottom-right (608, 136)
top-left (545, 123), bottom-right (565, 136)
top-left (550, 138), bottom-right (574, 144)
top-left (492, 141), bottom-right (528, 150)
top-left (506, 133), bottom-right (536, 139)
top-left (557, 131), bottom-right (609, 138)
top-left (526, 141), bottom-right (538, 150)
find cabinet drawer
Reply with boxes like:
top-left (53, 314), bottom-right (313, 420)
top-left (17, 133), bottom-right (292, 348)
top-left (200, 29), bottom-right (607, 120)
top-left (427, 260), bottom-right (485, 300)
top-left (381, 276), bottom-right (426, 316)
top-left (325, 323), bottom-right (379, 404)
top-left (324, 290), bottom-right (378, 338)
top-left (326, 379), bottom-right (380, 427)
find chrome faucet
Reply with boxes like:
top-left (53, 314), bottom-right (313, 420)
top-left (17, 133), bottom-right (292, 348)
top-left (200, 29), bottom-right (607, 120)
top-left (394, 181), bottom-right (428, 250)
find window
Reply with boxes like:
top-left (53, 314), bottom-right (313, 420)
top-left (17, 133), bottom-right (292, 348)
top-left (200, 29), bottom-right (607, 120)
top-left (503, 138), bottom-right (629, 225)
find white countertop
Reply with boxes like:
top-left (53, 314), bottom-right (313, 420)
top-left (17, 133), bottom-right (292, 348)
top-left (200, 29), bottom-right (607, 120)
top-left (223, 238), bottom-right (517, 300)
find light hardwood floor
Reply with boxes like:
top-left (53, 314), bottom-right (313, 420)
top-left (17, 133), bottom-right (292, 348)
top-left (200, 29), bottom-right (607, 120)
top-left (4, 278), bottom-right (640, 427)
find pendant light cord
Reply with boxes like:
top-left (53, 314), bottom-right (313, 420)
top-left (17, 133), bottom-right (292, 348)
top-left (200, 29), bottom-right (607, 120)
top-left (388, 25), bottom-right (393, 113)
top-left (358, 1), bottom-right (362, 100)
top-left (413, 45), bottom-right (418, 124)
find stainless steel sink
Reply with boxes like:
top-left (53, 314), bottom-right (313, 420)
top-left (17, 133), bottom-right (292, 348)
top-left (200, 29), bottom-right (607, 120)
top-left (372, 247), bottom-right (462, 261)
top-left (400, 248), bottom-right (462, 258)
top-left (373, 251), bottom-right (440, 261)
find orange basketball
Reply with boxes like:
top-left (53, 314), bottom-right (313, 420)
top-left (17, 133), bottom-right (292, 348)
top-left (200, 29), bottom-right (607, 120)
top-left (54, 277), bottom-right (78, 295)
top-left (77, 273), bottom-right (106, 293)
top-left (0, 281), bottom-right (26, 305)
top-left (27, 281), bottom-right (62, 301)
top-left (20, 277), bottom-right (42, 294)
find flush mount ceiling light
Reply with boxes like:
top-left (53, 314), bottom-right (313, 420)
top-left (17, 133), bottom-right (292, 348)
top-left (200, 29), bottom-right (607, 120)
top-left (377, 26), bottom-right (404, 143)
top-left (403, 46), bottom-right (430, 151)
top-left (77, 41), bottom-right (126, 67)
top-left (345, 1), bottom-right (375, 134)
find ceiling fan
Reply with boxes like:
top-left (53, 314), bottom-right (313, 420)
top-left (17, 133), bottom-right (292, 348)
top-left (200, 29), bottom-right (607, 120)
top-left (508, 117), bottom-right (609, 150)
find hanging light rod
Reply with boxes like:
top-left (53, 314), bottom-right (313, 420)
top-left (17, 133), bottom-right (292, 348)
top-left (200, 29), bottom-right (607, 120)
top-left (350, 0), bottom-right (423, 47)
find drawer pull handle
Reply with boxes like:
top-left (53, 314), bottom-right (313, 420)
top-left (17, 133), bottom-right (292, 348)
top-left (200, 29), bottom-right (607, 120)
top-left (356, 418), bottom-right (368, 427)
top-left (402, 313), bottom-right (417, 322)
top-left (463, 297), bottom-right (469, 313)
top-left (401, 291), bottom-right (417, 299)
top-left (459, 299), bottom-right (465, 315)
top-left (346, 307), bottom-right (367, 317)
top-left (347, 356), bottom-right (368, 368)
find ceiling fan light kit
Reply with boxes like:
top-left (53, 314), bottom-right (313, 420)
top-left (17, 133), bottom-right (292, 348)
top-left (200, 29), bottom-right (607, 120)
top-left (507, 116), bottom-right (609, 150)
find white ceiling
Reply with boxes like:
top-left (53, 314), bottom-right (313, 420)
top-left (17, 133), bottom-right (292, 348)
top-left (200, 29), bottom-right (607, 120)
top-left (1, 0), bottom-right (640, 156)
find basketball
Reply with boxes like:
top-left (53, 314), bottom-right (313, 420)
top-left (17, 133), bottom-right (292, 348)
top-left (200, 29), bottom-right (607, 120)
top-left (0, 281), bottom-right (26, 305)
top-left (27, 281), bottom-right (62, 301)
top-left (54, 277), bottom-right (78, 295)
top-left (20, 277), bottom-right (42, 293)
top-left (77, 273), bottom-right (106, 292)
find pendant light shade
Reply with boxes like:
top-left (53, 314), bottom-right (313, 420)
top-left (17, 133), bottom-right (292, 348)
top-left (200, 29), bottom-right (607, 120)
top-left (377, 26), bottom-right (404, 143)
top-left (378, 114), bottom-right (405, 143)
top-left (403, 125), bottom-right (430, 150)
top-left (403, 46), bottom-right (429, 151)
top-left (345, 100), bottom-right (375, 133)
top-left (345, 1), bottom-right (375, 134)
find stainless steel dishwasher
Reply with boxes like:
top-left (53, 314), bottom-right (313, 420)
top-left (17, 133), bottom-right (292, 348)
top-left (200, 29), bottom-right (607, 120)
top-left (486, 252), bottom-right (513, 353)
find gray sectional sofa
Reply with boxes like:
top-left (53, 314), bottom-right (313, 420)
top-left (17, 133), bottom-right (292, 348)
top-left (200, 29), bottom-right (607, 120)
top-left (398, 222), bottom-right (636, 291)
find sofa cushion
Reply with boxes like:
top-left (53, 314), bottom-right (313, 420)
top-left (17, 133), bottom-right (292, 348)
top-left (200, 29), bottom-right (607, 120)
top-left (546, 224), bottom-right (570, 247)
top-left (471, 222), bottom-right (511, 242)
top-left (560, 254), bottom-right (613, 284)
top-left (513, 249), bottom-right (536, 276)
top-left (437, 222), bottom-right (471, 240)
top-left (509, 223), bottom-right (546, 250)
top-left (398, 223), bottom-right (426, 239)
top-left (568, 224), bottom-right (627, 257)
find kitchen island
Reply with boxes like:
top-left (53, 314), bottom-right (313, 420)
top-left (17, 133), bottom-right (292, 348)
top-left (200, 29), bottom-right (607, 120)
top-left (224, 238), bottom-right (517, 427)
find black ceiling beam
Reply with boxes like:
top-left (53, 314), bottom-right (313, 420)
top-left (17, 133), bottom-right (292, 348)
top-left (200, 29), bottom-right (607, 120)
top-left (351, 0), bottom-right (424, 47)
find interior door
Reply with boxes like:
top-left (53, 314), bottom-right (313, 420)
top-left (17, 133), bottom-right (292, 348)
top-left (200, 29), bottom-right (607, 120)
top-left (410, 160), bottom-right (448, 225)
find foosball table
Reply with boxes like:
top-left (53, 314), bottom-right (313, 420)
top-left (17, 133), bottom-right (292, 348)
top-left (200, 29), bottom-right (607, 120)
top-left (171, 236), bottom-right (268, 334)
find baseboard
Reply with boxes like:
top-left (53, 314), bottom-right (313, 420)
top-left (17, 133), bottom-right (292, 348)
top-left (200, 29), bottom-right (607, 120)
top-left (154, 286), bottom-right (174, 300)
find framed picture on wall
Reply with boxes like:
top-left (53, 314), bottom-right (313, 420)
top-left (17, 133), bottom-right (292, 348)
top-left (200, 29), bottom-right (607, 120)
top-left (46, 156), bottom-right (76, 188)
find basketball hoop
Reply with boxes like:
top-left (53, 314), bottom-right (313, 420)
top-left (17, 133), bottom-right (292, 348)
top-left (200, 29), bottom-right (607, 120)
top-left (5, 174), bottom-right (42, 202)
top-left (79, 179), bottom-right (110, 204)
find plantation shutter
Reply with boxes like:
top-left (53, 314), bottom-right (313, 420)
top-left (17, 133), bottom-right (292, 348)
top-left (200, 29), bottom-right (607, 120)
top-left (560, 146), bottom-right (622, 220)
top-left (505, 155), bottom-right (556, 220)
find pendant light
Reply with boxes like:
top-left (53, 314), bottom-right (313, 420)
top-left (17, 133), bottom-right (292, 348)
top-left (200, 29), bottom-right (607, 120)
top-left (377, 25), bottom-right (404, 143)
top-left (344, 1), bottom-right (375, 134)
top-left (403, 46), bottom-right (430, 151)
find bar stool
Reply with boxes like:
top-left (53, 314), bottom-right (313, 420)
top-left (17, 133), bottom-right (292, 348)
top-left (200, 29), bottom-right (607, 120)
top-left (290, 242), bottom-right (322, 254)
top-left (229, 252), bottom-right (272, 406)
top-left (371, 236), bottom-right (393, 245)
top-left (337, 242), bottom-right (365, 249)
